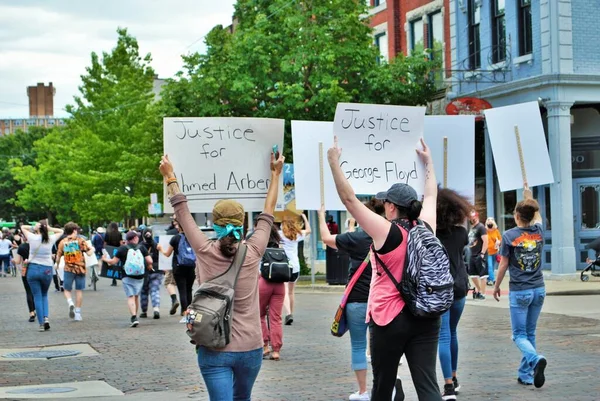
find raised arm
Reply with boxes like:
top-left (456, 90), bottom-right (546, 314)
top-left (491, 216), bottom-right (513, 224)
top-left (318, 206), bottom-right (337, 249)
top-left (327, 136), bottom-right (391, 250)
top-left (263, 152), bottom-right (285, 216)
top-left (415, 138), bottom-right (437, 232)
top-left (300, 213), bottom-right (311, 236)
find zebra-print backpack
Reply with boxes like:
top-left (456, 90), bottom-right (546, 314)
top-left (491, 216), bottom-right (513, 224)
top-left (376, 220), bottom-right (454, 318)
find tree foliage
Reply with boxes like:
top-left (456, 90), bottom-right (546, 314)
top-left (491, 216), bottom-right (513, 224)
top-left (160, 0), bottom-right (439, 161)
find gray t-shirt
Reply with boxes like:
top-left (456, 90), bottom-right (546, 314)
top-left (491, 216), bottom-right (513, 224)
top-left (500, 223), bottom-right (544, 291)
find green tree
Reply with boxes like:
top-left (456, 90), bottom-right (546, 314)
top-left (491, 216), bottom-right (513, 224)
top-left (160, 0), bottom-right (439, 161)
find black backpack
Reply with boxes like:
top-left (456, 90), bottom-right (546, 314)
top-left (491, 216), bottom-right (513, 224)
top-left (260, 248), bottom-right (292, 283)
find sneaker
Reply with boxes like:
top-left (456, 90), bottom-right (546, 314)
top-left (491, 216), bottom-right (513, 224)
top-left (452, 377), bottom-right (460, 394)
top-left (28, 314), bottom-right (36, 323)
top-left (140, 312), bottom-right (148, 318)
top-left (153, 311), bottom-right (160, 319)
top-left (74, 313), bottom-right (82, 322)
top-left (348, 391), bottom-right (370, 401)
top-left (477, 293), bottom-right (486, 300)
top-left (179, 316), bottom-right (187, 324)
top-left (442, 383), bottom-right (457, 401)
top-left (472, 291), bottom-right (478, 299)
top-left (130, 316), bottom-right (139, 328)
top-left (39, 324), bottom-right (45, 332)
top-left (518, 378), bottom-right (533, 386)
top-left (284, 314), bottom-right (294, 325)
top-left (487, 280), bottom-right (495, 287)
top-left (68, 304), bottom-right (75, 319)
top-left (43, 318), bottom-right (50, 331)
top-left (533, 357), bottom-right (547, 388)
top-left (170, 300), bottom-right (179, 315)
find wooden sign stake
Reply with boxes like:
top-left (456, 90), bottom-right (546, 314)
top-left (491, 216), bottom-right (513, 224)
top-left (514, 125), bottom-right (527, 187)
top-left (443, 136), bottom-right (448, 188)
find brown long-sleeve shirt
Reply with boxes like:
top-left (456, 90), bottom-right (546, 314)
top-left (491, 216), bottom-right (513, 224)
top-left (171, 193), bottom-right (274, 352)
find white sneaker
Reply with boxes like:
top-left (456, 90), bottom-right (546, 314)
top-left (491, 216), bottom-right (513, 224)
top-left (74, 313), bottom-right (82, 322)
top-left (179, 316), bottom-right (187, 323)
top-left (349, 391), bottom-right (370, 401)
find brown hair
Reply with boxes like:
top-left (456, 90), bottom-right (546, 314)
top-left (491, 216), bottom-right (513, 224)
top-left (366, 198), bottom-right (385, 216)
top-left (436, 187), bottom-right (473, 230)
top-left (38, 219), bottom-right (49, 243)
top-left (282, 216), bottom-right (301, 241)
top-left (219, 236), bottom-right (239, 258)
top-left (64, 222), bottom-right (79, 236)
top-left (514, 199), bottom-right (540, 225)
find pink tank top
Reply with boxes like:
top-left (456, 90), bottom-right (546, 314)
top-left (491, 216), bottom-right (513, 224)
top-left (366, 225), bottom-right (407, 326)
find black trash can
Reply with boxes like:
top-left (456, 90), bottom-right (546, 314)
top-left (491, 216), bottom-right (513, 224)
top-left (325, 246), bottom-right (350, 285)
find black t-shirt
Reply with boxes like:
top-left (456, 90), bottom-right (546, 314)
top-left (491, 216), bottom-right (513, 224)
top-left (437, 226), bottom-right (469, 299)
top-left (335, 229), bottom-right (373, 303)
top-left (170, 234), bottom-right (195, 271)
top-left (142, 238), bottom-right (161, 273)
top-left (468, 222), bottom-right (487, 256)
top-left (17, 242), bottom-right (30, 260)
top-left (115, 244), bottom-right (149, 279)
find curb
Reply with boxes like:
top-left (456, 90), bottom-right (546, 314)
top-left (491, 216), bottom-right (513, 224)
top-left (546, 289), bottom-right (600, 296)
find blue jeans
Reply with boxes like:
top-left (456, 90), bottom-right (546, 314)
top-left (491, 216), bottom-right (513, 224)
top-left (197, 347), bottom-right (262, 401)
top-left (487, 255), bottom-right (498, 282)
top-left (438, 296), bottom-right (466, 380)
top-left (0, 254), bottom-right (10, 274)
top-left (346, 302), bottom-right (369, 371)
top-left (26, 263), bottom-right (53, 324)
top-left (509, 287), bottom-right (546, 383)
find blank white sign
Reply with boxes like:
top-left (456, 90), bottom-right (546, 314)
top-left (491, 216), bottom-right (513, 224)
top-left (424, 116), bottom-right (476, 202)
top-left (484, 102), bottom-right (554, 192)
top-left (158, 235), bottom-right (173, 271)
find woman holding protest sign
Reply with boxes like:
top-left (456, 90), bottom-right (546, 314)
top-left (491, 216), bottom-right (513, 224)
top-left (159, 147), bottom-right (283, 401)
top-left (328, 136), bottom-right (442, 401)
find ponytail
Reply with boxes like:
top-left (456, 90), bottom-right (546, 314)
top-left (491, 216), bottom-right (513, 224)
top-left (39, 220), bottom-right (49, 244)
top-left (407, 200), bottom-right (423, 221)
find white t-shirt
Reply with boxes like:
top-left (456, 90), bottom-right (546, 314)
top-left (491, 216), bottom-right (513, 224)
top-left (0, 239), bottom-right (11, 256)
top-left (25, 233), bottom-right (59, 266)
top-left (279, 231), bottom-right (305, 274)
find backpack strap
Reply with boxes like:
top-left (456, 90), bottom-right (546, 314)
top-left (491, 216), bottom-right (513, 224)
top-left (206, 243), bottom-right (248, 289)
top-left (373, 251), bottom-right (402, 294)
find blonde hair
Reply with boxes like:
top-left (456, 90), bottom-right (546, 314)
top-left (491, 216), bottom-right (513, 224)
top-left (485, 217), bottom-right (498, 230)
top-left (282, 216), bottom-right (301, 241)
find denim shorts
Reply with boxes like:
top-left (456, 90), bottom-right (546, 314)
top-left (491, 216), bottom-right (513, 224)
top-left (122, 277), bottom-right (144, 297)
top-left (63, 271), bottom-right (86, 291)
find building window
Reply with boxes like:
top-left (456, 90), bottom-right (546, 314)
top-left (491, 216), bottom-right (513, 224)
top-left (375, 32), bottom-right (389, 63)
top-left (491, 0), bottom-right (506, 63)
top-left (468, 0), bottom-right (481, 69)
top-left (374, 0), bottom-right (386, 6)
top-left (518, 0), bottom-right (532, 56)
top-left (410, 19), bottom-right (424, 54)
top-left (14, 120), bottom-right (22, 126)
top-left (428, 11), bottom-right (444, 83)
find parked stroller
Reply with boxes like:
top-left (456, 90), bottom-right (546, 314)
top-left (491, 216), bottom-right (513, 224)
top-left (582, 237), bottom-right (600, 282)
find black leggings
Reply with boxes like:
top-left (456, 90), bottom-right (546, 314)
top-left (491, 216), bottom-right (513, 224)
top-left (370, 310), bottom-right (442, 401)
top-left (22, 276), bottom-right (35, 313)
top-left (174, 267), bottom-right (196, 314)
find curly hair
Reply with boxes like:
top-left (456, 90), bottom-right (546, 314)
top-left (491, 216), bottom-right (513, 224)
top-left (281, 216), bottom-right (301, 241)
top-left (436, 187), bottom-right (473, 230)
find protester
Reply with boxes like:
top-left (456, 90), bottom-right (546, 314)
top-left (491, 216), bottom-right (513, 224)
top-left (158, 219), bottom-right (196, 322)
top-left (0, 232), bottom-right (12, 277)
top-left (468, 211), bottom-right (488, 300)
top-left (13, 237), bottom-right (36, 322)
top-left (319, 199), bottom-right (385, 401)
top-left (103, 231), bottom-right (153, 327)
top-left (21, 220), bottom-right (64, 332)
top-left (140, 227), bottom-right (163, 319)
top-left (494, 185), bottom-right (547, 388)
top-left (485, 217), bottom-right (501, 286)
top-left (92, 227), bottom-right (105, 260)
top-left (159, 149), bottom-right (283, 400)
top-left (259, 225), bottom-right (284, 361)
top-left (104, 222), bottom-right (123, 287)
top-left (435, 188), bottom-right (473, 400)
top-left (328, 137), bottom-right (440, 400)
top-left (279, 213), bottom-right (311, 325)
top-left (163, 218), bottom-right (181, 315)
top-left (55, 222), bottom-right (95, 322)
top-left (327, 215), bottom-right (339, 234)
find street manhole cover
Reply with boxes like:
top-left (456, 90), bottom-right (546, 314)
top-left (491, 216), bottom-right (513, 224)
top-left (7, 387), bottom-right (77, 394)
top-left (2, 350), bottom-right (81, 359)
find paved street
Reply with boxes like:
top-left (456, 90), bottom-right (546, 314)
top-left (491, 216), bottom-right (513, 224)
top-left (1, 275), bottom-right (600, 400)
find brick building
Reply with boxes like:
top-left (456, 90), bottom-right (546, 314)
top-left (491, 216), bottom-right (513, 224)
top-left (27, 82), bottom-right (55, 118)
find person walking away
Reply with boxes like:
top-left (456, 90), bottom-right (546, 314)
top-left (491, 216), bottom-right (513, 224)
top-left (0, 233), bottom-right (12, 277)
top-left (104, 222), bottom-right (123, 287)
top-left (159, 149), bottom-right (283, 400)
top-left (14, 237), bottom-right (36, 322)
top-left (279, 213), bottom-right (311, 325)
top-left (328, 137), bottom-right (442, 401)
top-left (258, 226), bottom-right (285, 361)
top-left (468, 211), bottom-right (488, 299)
top-left (163, 218), bottom-right (181, 315)
top-left (319, 199), bottom-right (385, 401)
top-left (158, 221), bottom-right (196, 322)
top-left (21, 220), bottom-right (64, 331)
top-left (103, 231), bottom-right (153, 327)
top-left (327, 215), bottom-right (340, 234)
top-left (435, 188), bottom-right (473, 400)
top-left (485, 218), bottom-right (501, 286)
top-left (55, 222), bottom-right (95, 322)
top-left (140, 227), bottom-right (163, 319)
top-left (494, 185), bottom-right (547, 388)
top-left (92, 227), bottom-right (105, 261)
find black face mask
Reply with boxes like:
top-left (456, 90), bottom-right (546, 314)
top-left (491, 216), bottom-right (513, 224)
top-left (487, 224), bottom-right (493, 228)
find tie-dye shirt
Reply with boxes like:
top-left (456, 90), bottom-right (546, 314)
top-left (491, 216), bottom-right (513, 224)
top-left (56, 237), bottom-right (90, 275)
top-left (500, 223), bottom-right (544, 291)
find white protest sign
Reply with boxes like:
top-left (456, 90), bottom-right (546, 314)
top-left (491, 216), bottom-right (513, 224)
top-left (424, 115), bottom-right (476, 201)
top-left (163, 117), bottom-right (285, 213)
top-left (484, 102), bottom-right (554, 191)
top-left (333, 103), bottom-right (427, 198)
top-left (158, 235), bottom-right (173, 271)
top-left (291, 121), bottom-right (346, 210)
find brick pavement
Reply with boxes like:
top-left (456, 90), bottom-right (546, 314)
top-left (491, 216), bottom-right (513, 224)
top-left (1, 276), bottom-right (600, 400)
